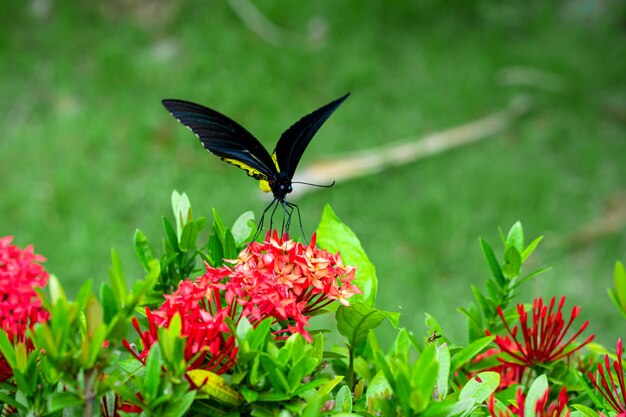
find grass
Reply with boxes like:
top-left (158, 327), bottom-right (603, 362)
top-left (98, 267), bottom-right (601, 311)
top-left (1, 1), bottom-right (625, 344)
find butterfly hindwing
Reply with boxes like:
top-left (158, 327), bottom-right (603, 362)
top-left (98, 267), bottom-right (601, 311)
top-left (273, 93), bottom-right (350, 179)
top-left (161, 99), bottom-right (277, 180)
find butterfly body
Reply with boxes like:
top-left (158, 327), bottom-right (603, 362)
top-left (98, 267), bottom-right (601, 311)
top-left (162, 93), bottom-right (349, 235)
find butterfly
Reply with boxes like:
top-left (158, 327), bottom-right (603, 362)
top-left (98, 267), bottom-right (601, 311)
top-left (161, 93), bottom-right (350, 238)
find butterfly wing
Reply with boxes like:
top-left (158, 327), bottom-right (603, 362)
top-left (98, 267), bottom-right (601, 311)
top-left (162, 99), bottom-right (277, 181)
top-left (273, 93), bottom-right (350, 179)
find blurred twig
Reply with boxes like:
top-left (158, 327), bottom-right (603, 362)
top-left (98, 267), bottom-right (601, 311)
top-left (290, 95), bottom-right (534, 198)
top-left (568, 190), bottom-right (626, 248)
top-left (226, 0), bottom-right (286, 45)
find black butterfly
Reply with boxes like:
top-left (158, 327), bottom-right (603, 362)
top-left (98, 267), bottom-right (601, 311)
top-left (161, 93), bottom-right (349, 237)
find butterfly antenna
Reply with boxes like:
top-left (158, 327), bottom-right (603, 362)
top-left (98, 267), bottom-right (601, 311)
top-left (291, 180), bottom-right (336, 188)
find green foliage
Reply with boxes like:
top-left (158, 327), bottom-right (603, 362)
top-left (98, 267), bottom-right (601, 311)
top-left (459, 221), bottom-right (549, 341)
top-left (316, 205), bottom-right (378, 307)
top-left (608, 261), bottom-right (626, 320)
top-left (1, 194), bottom-right (624, 416)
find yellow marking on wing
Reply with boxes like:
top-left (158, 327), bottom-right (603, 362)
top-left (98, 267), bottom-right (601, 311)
top-left (222, 158), bottom-right (266, 180)
top-left (259, 180), bottom-right (271, 193)
top-left (271, 152), bottom-right (280, 173)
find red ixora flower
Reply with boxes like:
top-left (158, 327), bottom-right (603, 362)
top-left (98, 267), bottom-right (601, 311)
top-left (473, 348), bottom-right (524, 390)
top-left (0, 236), bottom-right (50, 381)
top-left (490, 296), bottom-right (594, 369)
top-left (125, 231), bottom-right (360, 374)
top-left (588, 338), bottom-right (626, 416)
top-left (488, 387), bottom-right (570, 417)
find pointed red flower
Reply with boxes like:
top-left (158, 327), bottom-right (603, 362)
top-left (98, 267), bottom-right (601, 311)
top-left (125, 231), bottom-right (360, 374)
top-left (473, 347), bottom-right (523, 389)
top-left (124, 278), bottom-right (237, 375)
top-left (487, 387), bottom-right (570, 417)
top-left (492, 296), bottom-right (594, 368)
top-left (588, 338), bottom-right (626, 415)
top-left (0, 236), bottom-right (49, 382)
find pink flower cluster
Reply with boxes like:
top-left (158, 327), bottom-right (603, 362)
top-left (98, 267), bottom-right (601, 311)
top-left (0, 236), bottom-right (49, 381)
top-left (127, 231), bottom-right (360, 374)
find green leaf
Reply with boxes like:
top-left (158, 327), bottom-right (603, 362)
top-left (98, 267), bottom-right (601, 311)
top-left (336, 303), bottom-right (399, 355)
top-left (614, 261), bottom-right (626, 309)
top-left (421, 398), bottom-right (475, 417)
top-left (480, 238), bottom-right (505, 286)
top-left (471, 285), bottom-right (493, 318)
top-left (521, 235), bottom-right (543, 262)
top-left (301, 392), bottom-right (328, 417)
top-left (85, 295), bottom-right (103, 340)
top-left (212, 208), bottom-right (227, 243)
top-left (162, 216), bottom-right (178, 250)
top-left (450, 336), bottom-right (495, 373)
top-left (505, 221), bottom-right (524, 252)
top-left (143, 343), bottom-right (162, 401)
top-left (434, 343), bottom-right (450, 400)
top-left (172, 190), bottom-right (192, 241)
top-left (366, 370), bottom-right (393, 411)
top-left (0, 391), bottom-right (27, 413)
top-left (410, 345), bottom-right (438, 413)
top-left (166, 390), bottom-right (195, 417)
top-left (502, 246), bottom-right (522, 279)
top-left (134, 228), bottom-right (155, 271)
top-left (608, 288), bottom-right (626, 319)
top-left (316, 204), bottom-right (378, 306)
top-left (179, 221), bottom-right (199, 252)
top-left (0, 331), bottom-right (16, 369)
top-left (48, 392), bottom-right (83, 412)
top-left (459, 371), bottom-right (500, 404)
top-left (223, 228), bottom-right (238, 260)
top-left (388, 328), bottom-right (411, 363)
top-left (108, 249), bottom-right (127, 303)
top-left (334, 385), bottom-right (353, 412)
top-left (232, 211), bottom-right (255, 246)
top-left (524, 374), bottom-right (549, 417)
top-left (572, 404), bottom-right (600, 417)
top-left (99, 283), bottom-right (117, 324)
top-left (48, 275), bottom-right (66, 305)
top-left (187, 369), bottom-right (242, 406)
top-left (75, 279), bottom-right (93, 311)
top-left (207, 225), bottom-right (224, 267)
top-left (259, 353), bottom-right (290, 392)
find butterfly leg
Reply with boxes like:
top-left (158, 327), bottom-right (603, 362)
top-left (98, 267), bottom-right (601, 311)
top-left (268, 198), bottom-right (280, 235)
top-left (285, 201), bottom-right (306, 244)
top-left (254, 198), bottom-right (278, 241)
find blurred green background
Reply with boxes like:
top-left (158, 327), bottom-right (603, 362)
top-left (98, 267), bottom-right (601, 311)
top-left (1, 1), bottom-right (625, 344)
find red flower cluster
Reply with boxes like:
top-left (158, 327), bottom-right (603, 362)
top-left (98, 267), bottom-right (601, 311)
top-left (588, 338), bottom-right (626, 416)
top-left (0, 236), bottom-right (49, 381)
top-left (126, 231), bottom-right (360, 374)
top-left (220, 231), bottom-right (361, 340)
top-left (488, 387), bottom-right (570, 417)
top-left (126, 278), bottom-right (237, 375)
top-left (491, 296), bottom-right (594, 368)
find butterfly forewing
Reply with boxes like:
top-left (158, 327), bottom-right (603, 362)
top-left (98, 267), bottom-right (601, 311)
top-left (161, 99), bottom-right (277, 180)
top-left (273, 93), bottom-right (350, 179)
